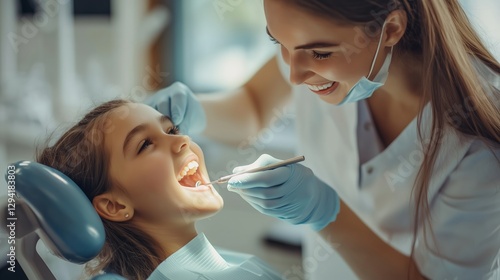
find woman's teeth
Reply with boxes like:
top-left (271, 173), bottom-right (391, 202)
top-left (177, 161), bottom-right (199, 181)
top-left (307, 82), bottom-right (334, 91)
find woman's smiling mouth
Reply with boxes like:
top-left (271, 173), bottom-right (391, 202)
top-left (306, 81), bottom-right (339, 96)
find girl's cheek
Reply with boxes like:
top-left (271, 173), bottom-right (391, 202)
top-left (138, 162), bottom-right (173, 192)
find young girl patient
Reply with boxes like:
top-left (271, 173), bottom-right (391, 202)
top-left (37, 99), bottom-right (283, 280)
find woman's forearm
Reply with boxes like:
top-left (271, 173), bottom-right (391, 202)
top-left (320, 200), bottom-right (427, 280)
top-left (199, 88), bottom-right (262, 145)
top-left (198, 56), bottom-right (292, 145)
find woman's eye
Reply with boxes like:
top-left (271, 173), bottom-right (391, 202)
top-left (312, 51), bottom-right (332, 60)
top-left (167, 126), bottom-right (180, 135)
top-left (269, 36), bottom-right (280, 45)
top-left (138, 139), bottom-right (152, 154)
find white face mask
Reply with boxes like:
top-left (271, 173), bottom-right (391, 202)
top-left (337, 21), bottom-right (393, 106)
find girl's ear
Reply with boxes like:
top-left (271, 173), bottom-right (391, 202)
top-left (384, 9), bottom-right (408, 47)
top-left (93, 192), bottom-right (133, 222)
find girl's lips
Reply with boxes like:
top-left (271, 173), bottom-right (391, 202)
top-left (183, 183), bottom-right (213, 192)
top-left (178, 159), bottom-right (210, 188)
top-left (180, 168), bottom-right (213, 189)
top-left (307, 81), bottom-right (339, 96)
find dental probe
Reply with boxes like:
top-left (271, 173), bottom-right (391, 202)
top-left (195, 155), bottom-right (305, 187)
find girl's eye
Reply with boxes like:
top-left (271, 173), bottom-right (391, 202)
top-left (137, 126), bottom-right (180, 154)
top-left (167, 126), bottom-right (180, 135)
top-left (138, 139), bottom-right (152, 154)
top-left (312, 51), bottom-right (332, 60)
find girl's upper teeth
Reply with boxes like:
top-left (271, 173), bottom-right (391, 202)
top-left (307, 82), bottom-right (333, 91)
top-left (188, 161), bottom-right (198, 169)
top-left (178, 161), bottom-right (199, 180)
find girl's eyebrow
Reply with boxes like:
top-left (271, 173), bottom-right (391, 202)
top-left (122, 115), bottom-right (172, 154)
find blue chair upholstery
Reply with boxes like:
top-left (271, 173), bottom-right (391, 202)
top-left (2, 161), bottom-right (124, 280)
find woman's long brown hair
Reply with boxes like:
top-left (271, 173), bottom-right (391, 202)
top-left (37, 100), bottom-right (163, 279)
top-left (289, 0), bottom-right (500, 278)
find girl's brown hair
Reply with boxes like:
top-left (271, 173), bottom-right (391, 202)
top-left (288, 0), bottom-right (500, 277)
top-left (37, 100), bottom-right (163, 279)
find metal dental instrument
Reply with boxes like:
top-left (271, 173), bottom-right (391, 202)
top-left (195, 155), bottom-right (305, 187)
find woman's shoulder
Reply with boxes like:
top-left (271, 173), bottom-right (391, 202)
top-left (471, 56), bottom-right (500, 88)
top-left (471, 56), bottom-right (500, 106)
top-left (453, 130), bottom-right (499, 168)
top-left (440, 133), bottom-right (500, 197)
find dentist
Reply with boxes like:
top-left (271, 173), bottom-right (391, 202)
top-left (147, 0), bottom-right (500, 279)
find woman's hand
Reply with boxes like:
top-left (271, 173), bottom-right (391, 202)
top-left (227, 154), bottom-right (340, 230)
top-left (145, 82), bottom-right (206, 135)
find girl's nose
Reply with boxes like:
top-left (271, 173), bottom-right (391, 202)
top-left (171, 135), bottom-right (190, 153)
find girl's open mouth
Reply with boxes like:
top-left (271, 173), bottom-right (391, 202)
top-left (177, 160), bottom-right (208, 188)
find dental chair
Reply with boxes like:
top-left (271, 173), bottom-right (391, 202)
top-left (1, 161), bottom-right (125, 280)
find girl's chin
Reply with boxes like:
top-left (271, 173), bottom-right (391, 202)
top-left (182, 183), bottom-right (212, 192)
top-left (192, 209), bottom-right (222, 221)
top-left (182, 185), bottom-right (224, 207)
top-left (186, 202), bottom-right (224, 220)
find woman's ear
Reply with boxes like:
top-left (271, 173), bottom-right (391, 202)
top-left (93, 192), bottom-right (133, 222)
top-left (383, 9), bottom-right (408, 47)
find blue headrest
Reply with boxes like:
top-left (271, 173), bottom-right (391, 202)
top-left (5, 161), bottom-right (105, 264)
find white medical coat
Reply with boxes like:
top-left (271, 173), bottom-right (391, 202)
top-left (277, 52), bottom-right (500, 280)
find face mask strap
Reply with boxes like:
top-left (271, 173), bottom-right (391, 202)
top-left (366, 21), bottom-right (388, 79)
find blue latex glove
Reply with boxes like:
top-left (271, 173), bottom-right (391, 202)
top-left (144, 82), bottom-right (206, 135)
top-left (227, 154), bottom-right (340, 231)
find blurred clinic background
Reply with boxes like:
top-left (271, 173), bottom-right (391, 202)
top-left (0, 0), bottom-right (499, 279)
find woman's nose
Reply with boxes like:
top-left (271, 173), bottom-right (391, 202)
top-left (287, 52), bottom-right (312, 85)
top-left (171, 135), bottom-right (190, 153)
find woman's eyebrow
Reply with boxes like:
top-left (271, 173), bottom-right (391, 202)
top-left (265, 26), bottom-right (340, 50)
top-left (295, 42), bottom-right (340, 50)
top-left (122, 115), bottom-right (172, 154)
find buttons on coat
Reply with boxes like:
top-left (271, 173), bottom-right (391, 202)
top-left (367, 166), bottom-right (374, 174)
top-left (364, 122), bottom-right (372, 131)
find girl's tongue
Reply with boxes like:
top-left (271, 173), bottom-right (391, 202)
top-left (179, 169), bottom-right (204, 188)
